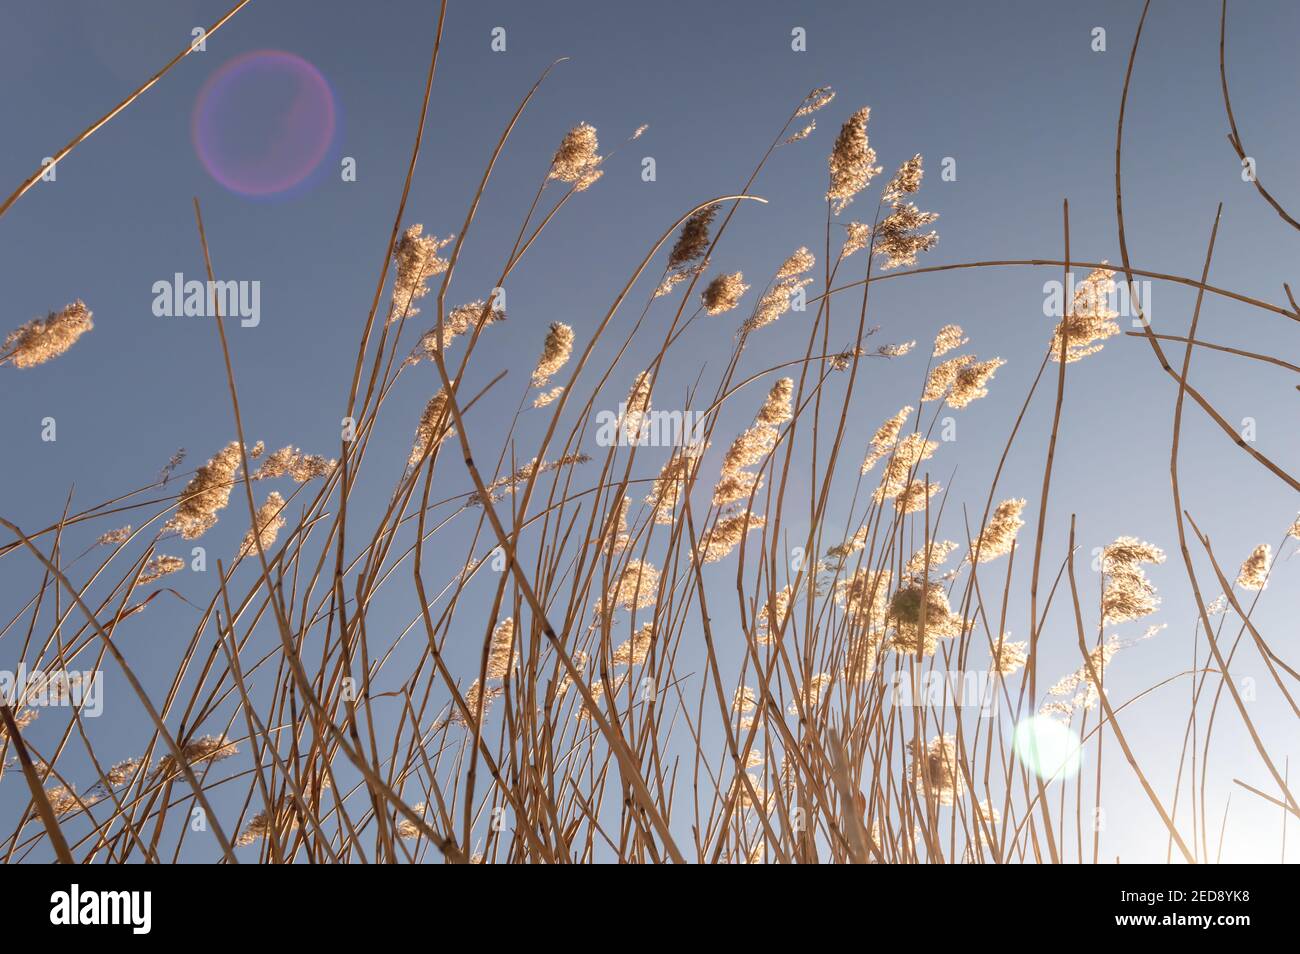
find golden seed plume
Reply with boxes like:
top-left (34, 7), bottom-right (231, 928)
top-left (826, 107), bottom-right (881, 214)
top-left (1101, 537), bottom-right (1165, 624)
top-left (137, 554), bottom-right (184, 586)
top-left (468, 454), bottom-right (590, 506)
top-left (96, 526), bottom-right (132, 546)
top-left (968, 499), bottom-right (1026, 564)
top-left (878, 340), bottom-right (916, 357)
top-left (776, 247), bottom-right (816, 279)
top-left (912, 734), bottom-right (965, 806)
top-left (905, 540), bottom-right (958, 576)
top-left (1236, 544), bottom-right (1270, 590)
top-left (1050, 266), bottom-right (1119, 362)
top-left (756, 377), bottom-right (794, 426)
top-left (701, 272), bottom-right (749, 315)
top-left (612, 622), bottom-right (654, 666)
top-left (842, 222), bottom-right (871, 258)
top-left (533, 385), bottom-right (565, 408)
top-left (549, 122), bottom-right (603, 190)
top-left (531, 322), bottom-right (575, 387)
top-left (894, 479), bottom-right (941, 514)
top-left (254, 446), bottom-right (335, 481)
top-left (391, 225), bottom-right (452, 321)
top-left (783, 122), bottom-right (815, 144)
top-left (444, 679), bottom-right (504, 728)
top-left (408, 385), bottom-right (456, 469)
top-left (882, 153), bottom-right (924, 202)
top-left (797, 86), bottom-right (836, 116)
top-left (826, 525), bottom-right (870, 561)
top-left (932, 324), bottom-right (967, 357)
top-left (874, 200), bottom-right (939, 269)
top-left (621, 371), bottom-right (653, 444)
top-left (396, 804), bottom-right (428, 840)
top-left (165, 441), bottom-right (243, 540)
top-left (667, 207), bottom-right (717, 270)
top-left (603, 559), bottom-right (660, 612)
top-left (720, 424), bottom-right (777, 477)
top-left (238, 492), bottom-right (287, 559)
top-left (409, 300), bottom-right (505, 359)
top-left (887, 580), bottom-right (964, 655)
top-left (486, 618), bottom-right (517, 680)
top-left (712, 469), bottom-right (764, 508)
top-left (787, 672), bottom-right (833, 715)
top-left (645, 449), bottom-right (701, 524)
top-left (873, 433), bottom-right (938, 502)
top-left (701, 511), bottom-right (766, 563)
top-left (2, 300), bottom-right (93, 369)
top-left (835, 567), bottom-right (891, 631)
top-left (922, 354), bottom-right (975, 402)
top-left (947, 357), bottom-right (1005, 409)
top-left (156, 734), bottom-right (238, 779)
top-left (861, 406), bottom-right (913, 474)
top-left (990, 638), bottom-right (1028, 675)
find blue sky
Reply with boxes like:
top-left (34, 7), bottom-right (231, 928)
top-left (1, 1), bottom-right (1297, 862)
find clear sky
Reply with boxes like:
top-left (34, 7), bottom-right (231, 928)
top-left (1, 0), bottom-right (1297, 862)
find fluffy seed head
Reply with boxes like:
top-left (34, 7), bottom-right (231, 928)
top-left (166, 442), bottom-right (243, 539)
top-left (874, 201), bottom-right (939, 269)
top-left (1236, 544), bottom-right (1270, 590)
top-left (604, 560), bottom-right (659, 612)
top-left (882, 154), bottom-right (924, 202)
top-left (1051, 266), bottom-right (1119, 362)
top-left (612, 623), bottom-right (654, 667)
top-left (138, 554), bottom-right (185, 585)
top-left (391, 226), bottom-right (452, 320)
top-left (701, 272), bottom-right (749, 315)
top-left (668, 207), bottom-right (717, 270)
top-left (409, 300), bottom-right (505, 358)
top-left (922, 354), bottom-right (975, 402)
top-left (826, 107), bottom-right (881, 214)
top-left (408, 386), bottom-right (456, 469)
top-left (531, 322), bottom-right (575, 387)
top-left (797, 87), bottom-right (836, 116)
top-left (1101, 537), bottom-right (1165, 623)
top-left (888, 581), bottom-right (963, 655)
top-left (841, 222), bottom-right (872, 258)
top-left (861, 406), bottom-right (913, 474)
top-left (2, 300), bottom-right (93, 369)
top-left (254, 446), bottom-right (335, 481)
top-left (775, 247), bottom-right (816, 279)
top-left (238, 492), bottom-right (286, 559)
top-left (991, 638), bottom-right (1028, 675)
top-left (932, 324), bottom-right (967, 357)
top-left (756, 377), bottom-right (794, 426)
top-left (486, 618), bottom-right (517, 680)
top-left (968, 499), bottom-right (1026, 564)
top-left (549, 122), bottom-right (602, 188)
top-left (912, 734), bottom-right (965, 805)
top-left (701, 511), bottom-right (766, 562)
top-left (947, 357), bottom-right (1005, 409)
top-left (621, 371), bottom-right (653, 443)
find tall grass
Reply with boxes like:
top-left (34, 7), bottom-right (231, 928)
top-left (1, 0), bottom-right (1296, 863)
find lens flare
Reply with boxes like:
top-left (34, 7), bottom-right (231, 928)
top-left (1013, 715), bottom-right (1082, 781)
top-left (192, 50), bottom-right (335, 197)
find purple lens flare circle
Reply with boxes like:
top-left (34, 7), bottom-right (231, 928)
top-left (192, 50), bottom-right (336, 197)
